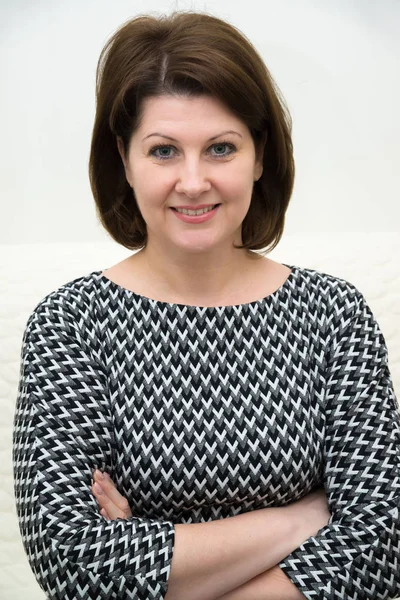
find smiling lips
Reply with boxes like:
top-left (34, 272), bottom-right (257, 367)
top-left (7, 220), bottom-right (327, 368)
top-left (171, 203), bottom-right (221, 222)
top-left (174, 205), bottom-right (218, 215)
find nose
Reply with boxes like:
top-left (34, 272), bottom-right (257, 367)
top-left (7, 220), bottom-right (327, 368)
top-left (174, 159), bottom-right (212, 197)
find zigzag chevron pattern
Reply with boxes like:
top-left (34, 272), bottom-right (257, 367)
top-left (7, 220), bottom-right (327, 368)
top-left (12, 264), bottom-right (400, 599)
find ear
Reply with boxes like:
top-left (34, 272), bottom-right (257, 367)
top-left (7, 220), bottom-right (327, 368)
top-left (117, 136), bottom-right (132, 187)
top-left (116, 136), bottom-right (127, 168)
top-left (254, 154), bottom-right (264, 182)
top-left (254, 131), bottom-right (267, 181)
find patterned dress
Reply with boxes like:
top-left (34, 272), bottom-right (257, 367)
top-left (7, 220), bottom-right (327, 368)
top-left (12, 264), bottom-right (400, 599)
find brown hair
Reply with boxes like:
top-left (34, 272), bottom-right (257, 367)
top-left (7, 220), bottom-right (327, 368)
top-left (88, 10), bottom-right (295, 255)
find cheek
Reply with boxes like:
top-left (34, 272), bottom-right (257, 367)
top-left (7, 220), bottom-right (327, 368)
top-left (222, 161), bottom-right (255, 187)
top-left (131, 165), bottom-right (170, 198)
top-left (219, 172), bottom-right (254, 201)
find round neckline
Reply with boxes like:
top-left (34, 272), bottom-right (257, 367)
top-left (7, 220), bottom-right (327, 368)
top-left (92, 263), bottom-right (299, 311)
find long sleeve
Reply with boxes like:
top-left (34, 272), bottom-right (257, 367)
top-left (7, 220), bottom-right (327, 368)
top-left (12, 295), bottom-right (176, 600)
top-left (278, 287), bottom-right (400, 599)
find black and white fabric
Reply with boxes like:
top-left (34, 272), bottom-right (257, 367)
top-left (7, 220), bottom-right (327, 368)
top-left (12, 264), bottom-right (400, 600)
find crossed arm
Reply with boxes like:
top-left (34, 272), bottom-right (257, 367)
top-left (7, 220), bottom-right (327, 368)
top-left (213, 567), bottom-right (306, 600)
top-left (91, 470), bottom-right (308, 600)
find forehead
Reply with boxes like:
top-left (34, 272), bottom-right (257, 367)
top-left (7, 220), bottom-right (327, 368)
top-left (138, 94), bottom-right (245, 132)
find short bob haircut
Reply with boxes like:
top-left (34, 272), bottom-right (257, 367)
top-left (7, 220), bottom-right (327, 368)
top-left (89, 10), bottom-right (295, 256)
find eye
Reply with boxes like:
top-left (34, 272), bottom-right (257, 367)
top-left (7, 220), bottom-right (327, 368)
top-left (148, 141), bottom-right (236, 161)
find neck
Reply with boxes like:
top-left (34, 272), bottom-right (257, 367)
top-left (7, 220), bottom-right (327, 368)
top-left (132, 246), bottom-right (262, 304)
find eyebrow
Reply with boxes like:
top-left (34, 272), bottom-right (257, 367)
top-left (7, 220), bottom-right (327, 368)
top-left (142, 130), bottom-right (243, 142)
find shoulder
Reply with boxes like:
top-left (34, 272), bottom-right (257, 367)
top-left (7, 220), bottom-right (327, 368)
top-left (23, 270), bottom-right (101, 342)
top-left (290, 262), bottom-right (362, 304)
top-left (284, 263), bottom-right (367, 341)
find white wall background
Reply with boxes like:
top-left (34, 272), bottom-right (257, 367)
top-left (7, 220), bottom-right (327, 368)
top-left (0, 0), bottom-right (399, 247)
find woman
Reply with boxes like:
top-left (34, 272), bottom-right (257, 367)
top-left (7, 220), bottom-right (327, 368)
top-left (13, 10), bottom-right (400, 600)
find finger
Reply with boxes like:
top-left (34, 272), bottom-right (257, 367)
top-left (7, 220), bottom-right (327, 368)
top-left (93, 471), bottom-right (132, 516)
top-left (100, 508), bottom-right (109, 520)
top-left (92, 482), bottom-right (126, 520)
top-left (91, 482), bottom-right (108, 507)
top-left (91, 477), bottom-right (133, 520)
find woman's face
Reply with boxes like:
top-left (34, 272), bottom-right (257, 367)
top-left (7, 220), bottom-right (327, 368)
top-left (117, 94), bottom-right (264, 257)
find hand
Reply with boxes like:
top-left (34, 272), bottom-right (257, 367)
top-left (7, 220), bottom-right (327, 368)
top-left (91, 469), bottom-right (133, 520)
top-left (289, 486), bottom-right (331, 538)
top-left (215, 566), bottom-right (307, 600)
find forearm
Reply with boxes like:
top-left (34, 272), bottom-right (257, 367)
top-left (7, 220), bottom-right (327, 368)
top-left (214, 566), bottom-right (307, 600)
top-left (165, 505), bottom-right (307, 600)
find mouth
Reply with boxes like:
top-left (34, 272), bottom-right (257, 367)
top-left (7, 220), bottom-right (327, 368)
top-left (171, 204), bottom-right (221, 214)
top-left (171, 203), bottom-right (221, 223)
